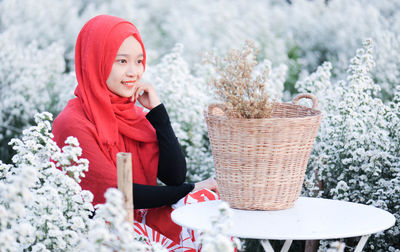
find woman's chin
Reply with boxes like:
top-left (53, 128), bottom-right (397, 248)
top-left (109, 90), bottom-right (133, 99)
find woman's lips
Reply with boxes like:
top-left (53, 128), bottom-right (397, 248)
top-left (122, 81), bottom-right (136, 87)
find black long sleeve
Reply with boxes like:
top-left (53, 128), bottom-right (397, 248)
top-left (133, 183), bottom-right (194, 208)
top-left (146, 103), bottom-right (187, 185)
top-left (132, 104), bottom-right (194, 209)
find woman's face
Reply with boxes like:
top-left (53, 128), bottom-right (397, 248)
top-left (106, 36), bottom-right (144, 97)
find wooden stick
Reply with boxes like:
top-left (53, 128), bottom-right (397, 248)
top-left (117, 152), bottom-right (134, 224)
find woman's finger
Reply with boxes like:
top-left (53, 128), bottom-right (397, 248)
top-left (136, 85), bottom-right (148, 100)
top-left (134, 87), bottom-right (142, 100)
top-left (136, 83), bottom-right (152, 98)
top-left (130, 83), bottom-right (142, 102)
top-left (130, 90), bottom-right (137, 102)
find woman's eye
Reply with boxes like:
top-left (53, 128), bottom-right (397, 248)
top-left (117, 59), bottom-right (127, 64)
top-left (137, 59), bottom-right (143, 64)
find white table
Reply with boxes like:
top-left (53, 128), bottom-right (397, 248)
top-left (171, 197), bottom-right (396, 252)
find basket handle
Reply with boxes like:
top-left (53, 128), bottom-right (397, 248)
top-left (292, 93), bottom-right (318, 110)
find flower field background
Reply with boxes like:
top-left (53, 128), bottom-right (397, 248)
top-left (0, 0), bottom-right (399, 251)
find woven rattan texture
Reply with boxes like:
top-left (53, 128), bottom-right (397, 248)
top-left (205, 98), bottom-right (322, 210)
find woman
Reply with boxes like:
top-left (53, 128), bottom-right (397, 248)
top-left (52, 14), bottom-right (219, 251)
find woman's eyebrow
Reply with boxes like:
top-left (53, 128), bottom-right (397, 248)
top-left (116, 53), bottom-right (144, 57)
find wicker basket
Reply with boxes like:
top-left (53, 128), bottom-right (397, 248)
top-left (204, 93), bottom-right (322, 210)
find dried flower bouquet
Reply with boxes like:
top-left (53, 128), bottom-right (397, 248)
top-left (204, 40), bottom-right (274, 119)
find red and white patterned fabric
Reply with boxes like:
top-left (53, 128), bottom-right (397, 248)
top-left (134, 188), bottom-right (220, 252)
top-left (134, 222), bottom-right (183, 251)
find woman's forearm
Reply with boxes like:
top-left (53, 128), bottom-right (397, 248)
top-left (133, 182), bottom-right (194, 209)
top-left (146, 104), bottom-right (187, 185)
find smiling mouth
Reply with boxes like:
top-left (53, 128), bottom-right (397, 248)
top-left (121, 81), bottom-right (136, 87)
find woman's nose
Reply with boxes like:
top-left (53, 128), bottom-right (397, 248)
top-left (126, 63), bottom-right (139, 78)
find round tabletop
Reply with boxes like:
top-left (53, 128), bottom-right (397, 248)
top-left (171, 197), bottom-right (396, 240)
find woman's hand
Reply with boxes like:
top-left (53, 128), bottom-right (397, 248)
top-left (130, 81), bottom-right (161, 110)
top-left (193, 177), bottom-right (219, 195)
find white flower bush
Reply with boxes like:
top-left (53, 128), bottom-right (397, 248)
top-left (2, 0), bottom-right (400, 101)
top-left (1, 0), bottom-right (400, 251)
top-left (0, 112), bottom-right (164, 251)
top-left (156, 0), bottom-right (288, 66)
top-left (132, 0), bottom-right (400, 102)
top-left (251, 59), bottom-right (288, 102)
top-left (298, 39), bottom-right (400, 251)
top-left (0, 0), bottom-right (84, 65)
top-left (372, 31), bottom-right (400, 100)
top-left (0, 33), bottom-right (76, 163)
top-left (0, 112), bottom-right (92, 251)
top-left (0, 160), bottom-right (37, 251)
top-left (78, 189), bottom-right (160, 252)
top-left (283, 0), bottom-right (384, 73)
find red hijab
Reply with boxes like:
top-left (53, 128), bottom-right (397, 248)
top-left (74, 14), bottom-right (158, 192)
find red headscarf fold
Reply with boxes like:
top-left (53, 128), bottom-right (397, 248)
top-left (74, 14), bottom-right (158, 186)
